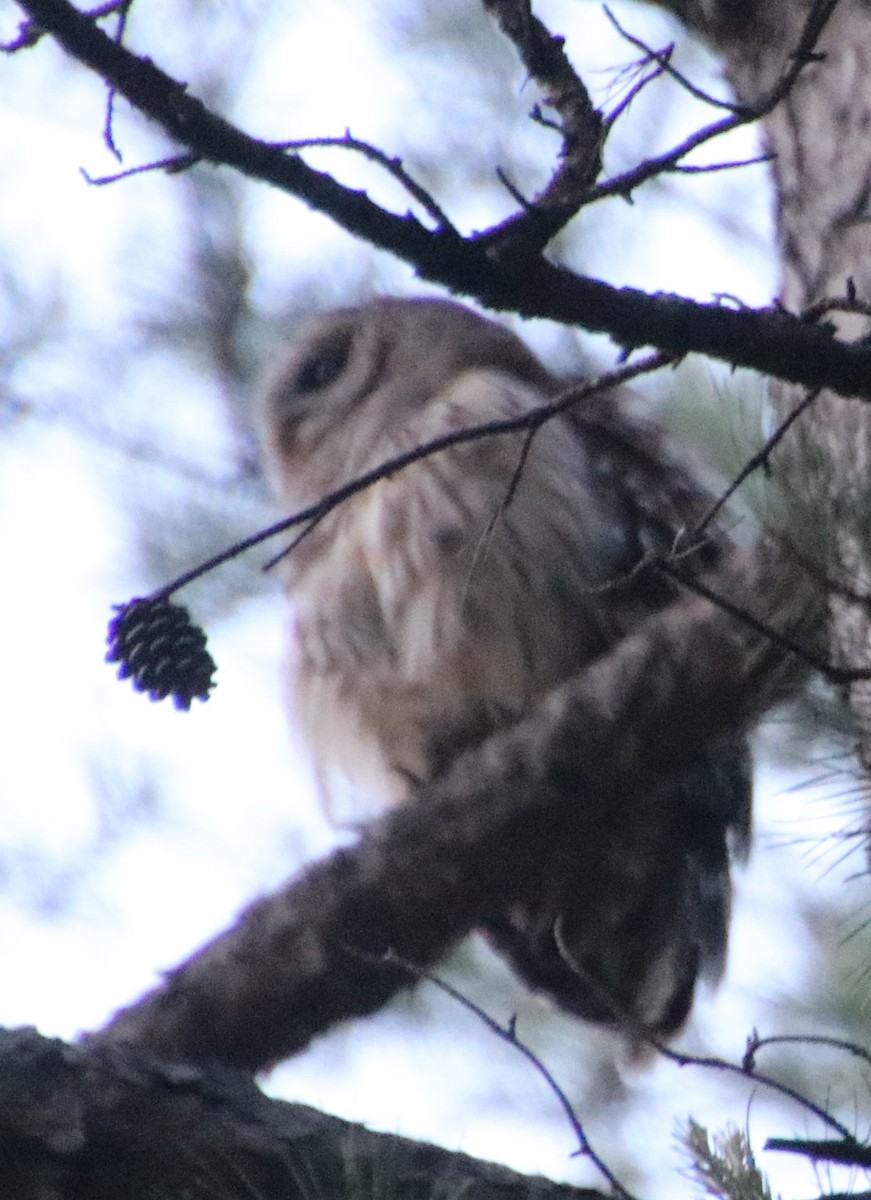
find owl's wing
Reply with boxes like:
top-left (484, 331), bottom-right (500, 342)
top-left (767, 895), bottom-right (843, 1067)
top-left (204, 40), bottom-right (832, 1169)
top-left (480, 738), bottom-right (752, 1037)
top-left (565, 390), bottom-right (728, 573)
top-left (469, 390), bottom-right (754, 1037)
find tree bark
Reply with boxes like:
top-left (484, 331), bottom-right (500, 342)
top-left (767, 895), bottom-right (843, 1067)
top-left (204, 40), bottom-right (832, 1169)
top-left (659, 0), bottom-right (871, 760)
top-left (0, 1028), bottom-right (598, 1200)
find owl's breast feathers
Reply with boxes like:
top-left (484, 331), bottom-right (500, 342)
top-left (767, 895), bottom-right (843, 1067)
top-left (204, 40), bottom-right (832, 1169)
top-left (288, 369), bottom-right (655, 781)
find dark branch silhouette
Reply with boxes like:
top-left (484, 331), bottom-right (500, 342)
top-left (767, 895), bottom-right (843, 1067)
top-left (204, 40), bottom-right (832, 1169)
top-left (9, 0), bottom-right (871, 399)
top-left (0, 1027), bottom-right (600, 1200)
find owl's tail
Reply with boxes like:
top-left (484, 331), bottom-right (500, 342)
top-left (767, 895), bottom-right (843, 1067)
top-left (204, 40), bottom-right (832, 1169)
top-left (467, 542), bottom-right (825, 1038)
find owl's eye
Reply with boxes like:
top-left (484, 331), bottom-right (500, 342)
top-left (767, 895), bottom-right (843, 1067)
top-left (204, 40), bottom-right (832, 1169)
top-left (295, 333), bottom-right (351, 394)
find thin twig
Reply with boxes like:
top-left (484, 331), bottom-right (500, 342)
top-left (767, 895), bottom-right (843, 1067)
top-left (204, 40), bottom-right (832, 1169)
top-left (601, 60), bottom-right (665, 133)
top-left (102, 0), bottom-right (133, 161)
top-left (82, 153), bottom-right (199, 184)
top-left (691, 388), bottom-right (822, 538)
top-left (604, 5), bottom-right (750, 115)
top-left (146, 351), bottom-right (675, 598)
top-left (2, 0), bottom-right (129, 50)
top-left (672, 153), bottom-right (774, 174)
top-left (272, 134), bottom-right (456, 232)
top-left (586, 0), bottom-right (837, 205)
top-left (659, 558), bottom-right (871, 685)
top-left (381, 953), bottom-right (637, 1200)
top-left (746, 1033), bottom-right (871, 1070)
top-left (456, 422), bottom-right (541, 606)
top-left (1, 18), bottom-right (43, 49)
top-left (651, 1036), bottom-right (857, 1142)
top-left (494, 166), bottom-right (534, 210)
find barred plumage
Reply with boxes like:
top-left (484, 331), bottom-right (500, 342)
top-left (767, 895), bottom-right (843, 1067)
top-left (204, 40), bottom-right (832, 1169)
top-left (259, 296), bottom-right (752, 1037)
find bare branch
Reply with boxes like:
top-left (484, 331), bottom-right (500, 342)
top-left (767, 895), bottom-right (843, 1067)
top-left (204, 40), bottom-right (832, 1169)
top-left (1, 0), bottom-right (127, 49)
top-left (480, 0), bottom-right (604, 252)
top-left (659, 557), bottom-right (864, 683)
top-left (11, 0), bottom-right (871, 397)
top-left (132, 352), bottom-right (677, 597)
top-left (650, 1034), bottom-right (856, 1140)
top-left (386, 957), bottom-right (637, 1200)
top-left (101, 0), bottom-right (133, 160)
top-left (604, 5), bottom-right (748, 114)
top-left (748, 1032), bottom-right (871, 1068)
top-left (672, 153), bottom-right (773, 173)
top-left (0, 1028), bottom-right (598, 1200)
top-left (82, 152), bottom-right (198, 184)
top-left (1, 17), bottom-right (42, 48)
top-left (690, 388), bottom-right (822, 537)
top-left (585, 0), bottom-right (837, 203)
top-left (272, 134), bottom-right (456, 232)
top-left (601, 58), bottom-right (667, 132)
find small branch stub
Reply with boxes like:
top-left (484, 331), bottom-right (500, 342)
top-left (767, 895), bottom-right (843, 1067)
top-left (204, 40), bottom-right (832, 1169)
top-left (106, 597), bottom-right (216, 710)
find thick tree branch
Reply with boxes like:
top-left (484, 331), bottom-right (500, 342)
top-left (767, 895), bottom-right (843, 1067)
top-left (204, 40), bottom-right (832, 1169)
top-left (10, 0), bottom-right (871, 399)
top-left (0, 1028), bottom-right (598, 1200)
top-left (92, 549), bottom-right (818, 1071)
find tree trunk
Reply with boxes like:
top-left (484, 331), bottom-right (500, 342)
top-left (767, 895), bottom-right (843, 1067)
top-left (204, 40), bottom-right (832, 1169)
top-left (660, 0), bottom-right (871, 760)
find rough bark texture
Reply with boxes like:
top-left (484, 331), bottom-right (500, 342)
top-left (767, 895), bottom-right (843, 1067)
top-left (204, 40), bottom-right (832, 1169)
top-left (0, 1028), bottom-right (596, 1200)
top-left (661, 0), bottom-right (871, 759)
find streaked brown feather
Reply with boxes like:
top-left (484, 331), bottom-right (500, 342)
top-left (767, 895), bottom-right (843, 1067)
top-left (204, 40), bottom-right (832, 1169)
top-left (260, 296), bottom-right (752, 1036)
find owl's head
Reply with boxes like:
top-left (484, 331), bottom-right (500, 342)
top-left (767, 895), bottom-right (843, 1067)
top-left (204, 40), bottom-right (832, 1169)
top-left (258, 297), bottom-right (555, 504)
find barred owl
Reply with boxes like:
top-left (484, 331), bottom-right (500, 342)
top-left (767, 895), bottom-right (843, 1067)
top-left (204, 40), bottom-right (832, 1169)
top-left (259, 296), bottom-right (751, 1038)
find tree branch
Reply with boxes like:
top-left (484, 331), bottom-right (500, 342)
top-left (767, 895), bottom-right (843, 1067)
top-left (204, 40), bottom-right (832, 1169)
top-left (10, 0), bottom-right (871, 399)
top-left (0, 1028), bottom-right (599, 1200)
top-left (93, 548), bottom-right (818, 1071)
top-left (478, 0), bottom-right (604, 252)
